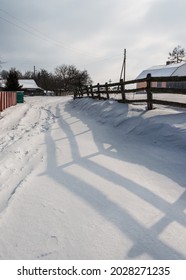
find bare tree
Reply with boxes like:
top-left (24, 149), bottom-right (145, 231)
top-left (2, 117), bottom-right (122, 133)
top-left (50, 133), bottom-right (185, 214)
top-left (0, 69), bottom-right (9, 79)
top-left (1, 64), bottom-right (92, 93)
top-left (23, 71), bottom-right (35, 79)
top-left (54, 64), bottom-right (91, 92)
top-left (167, 45), bottom-right (186, 64)
top-left (35, 69), bottom-right (55, 91)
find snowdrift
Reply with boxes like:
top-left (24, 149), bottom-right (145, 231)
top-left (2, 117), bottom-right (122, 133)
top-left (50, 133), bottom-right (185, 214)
top-left (70, 97), bottom-right (186, 150)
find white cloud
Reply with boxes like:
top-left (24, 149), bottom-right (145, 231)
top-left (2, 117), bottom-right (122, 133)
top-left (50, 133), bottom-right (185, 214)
top-left (1, 0), bottom-right (186, 83)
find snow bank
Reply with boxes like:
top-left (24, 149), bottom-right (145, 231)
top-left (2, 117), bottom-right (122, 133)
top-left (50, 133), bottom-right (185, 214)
top-left (71, 97), bottom-right (186, 150)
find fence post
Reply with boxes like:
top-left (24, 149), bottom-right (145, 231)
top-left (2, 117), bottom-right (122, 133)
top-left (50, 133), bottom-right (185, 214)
top-left (79, 87), bottom-right (83, 97)
top-left (105, 82), bottom-right (109, 99)
top-left (86, 86), bottom-right (89, 97)
top-left (73, 90), bottom-right (77, 99)
top-left (146, 73), bottom-right (153, 110)
top-left (97, 83), bottom-right (100, 99)
top-left (120, 79), bottom-right (126, 101)
top-left (85, 86), bottom-right (88, 97)
top-left (90, 85), bottom-right (94, 98)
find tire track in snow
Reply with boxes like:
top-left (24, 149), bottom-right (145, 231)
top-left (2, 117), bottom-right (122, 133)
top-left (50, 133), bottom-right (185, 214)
top-left (0, 146), bottom-right (44, 216)
top-left (0, 101), bottom-right (57, 155)
top-left (0, 105), bottom-right (41, 152)
top-left (0, 100), bottom-right (60, 217)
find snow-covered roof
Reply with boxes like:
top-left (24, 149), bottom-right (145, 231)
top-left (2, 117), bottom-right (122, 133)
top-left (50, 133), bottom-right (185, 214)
top-left (0, 79), bottom-right (42, 90)
top-left (136, 62), bottom-right (186, 79)
top-left (19, 79), bottom-right (41, 89)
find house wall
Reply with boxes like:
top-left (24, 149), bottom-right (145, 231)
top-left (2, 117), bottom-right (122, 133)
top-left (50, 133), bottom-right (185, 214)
top-left (24, 88), bottom-right (44, 96)
top-left (137, 81), bottom-right (157, 89)
top-left (136, 62), bottom-right (186, 91)
top-left (137, 81), bottom-right (146, 89)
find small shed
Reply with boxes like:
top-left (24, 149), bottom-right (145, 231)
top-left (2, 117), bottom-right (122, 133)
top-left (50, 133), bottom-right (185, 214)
top-left (136, 62), bottom-right (186, 90)
top-left (19, 79), bottom-right (44, 96)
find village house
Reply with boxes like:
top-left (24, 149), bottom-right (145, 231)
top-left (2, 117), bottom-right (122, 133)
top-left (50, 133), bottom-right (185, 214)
top-left (18, 79), bottom-right (44, 95)
top-left (136, 62), bottom-right (186, 90)
top-left (0, 79), bottom-right (44, 95)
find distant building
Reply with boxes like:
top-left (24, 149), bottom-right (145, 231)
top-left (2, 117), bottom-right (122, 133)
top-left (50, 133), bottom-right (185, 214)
top-left (0, 81), bottom-right (4, 91)
top-left (136, 62), bottom-right (186, 90)
top-left (0, 77), bottom-right (5, 90)
top-left (0, 79), bottom-right (44, 95)
top-left (19, 79), bottom-right (44, 95)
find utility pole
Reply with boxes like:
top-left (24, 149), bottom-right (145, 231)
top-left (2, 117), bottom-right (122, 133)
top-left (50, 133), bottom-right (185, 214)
top-left (119, 48), bottom-right (127, 101)
top-left (34, 66), bottom-right (36, 78)
top-left (120, 48), bottom-right (126, 83)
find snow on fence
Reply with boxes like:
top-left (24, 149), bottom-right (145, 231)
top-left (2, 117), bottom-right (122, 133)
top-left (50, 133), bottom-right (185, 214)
top-left (0, 91), bottom-right (17, 112)
top-left (75, 74), bottom-right (186, 110)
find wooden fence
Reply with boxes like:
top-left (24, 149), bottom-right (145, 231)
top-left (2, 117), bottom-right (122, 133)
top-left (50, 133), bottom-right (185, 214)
top-left (0, 91), bottom-right (17, 112)
top-left (74, 74), bottom-right (186, 110)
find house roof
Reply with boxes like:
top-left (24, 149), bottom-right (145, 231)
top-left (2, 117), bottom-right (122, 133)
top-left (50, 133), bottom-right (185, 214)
top-left (0, 79), bottom-right (43, 90)
top-left (19, 79), bottom-right (42, 90)
top-left (136, 62), bottom-right (186, 79)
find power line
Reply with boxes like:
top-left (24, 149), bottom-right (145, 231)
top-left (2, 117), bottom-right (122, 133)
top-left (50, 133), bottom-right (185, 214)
top-left (0, 8), bottom-right (123, 72)
top-left (0, 15), bottom-right (52, 43)
top-left (0, 8), bottom-right (105, 60)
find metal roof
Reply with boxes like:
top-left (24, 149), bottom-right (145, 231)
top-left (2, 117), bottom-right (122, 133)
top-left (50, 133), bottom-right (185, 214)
top-left (0, 79), bottom-right (42, 90)
top-left (19, 79), bottom-right (42, 89)
top-left (136, 62), bottom-right (186, 79)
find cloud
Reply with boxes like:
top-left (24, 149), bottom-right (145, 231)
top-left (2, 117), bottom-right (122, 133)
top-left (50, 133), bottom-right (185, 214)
top-left (0, 0), bottom-right (186, 83)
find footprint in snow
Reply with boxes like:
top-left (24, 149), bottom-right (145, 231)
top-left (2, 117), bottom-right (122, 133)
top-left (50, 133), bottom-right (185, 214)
top-left (47, 235), bottom-right (59, 249)
top-left (37, 235), bottom-right (59, 259)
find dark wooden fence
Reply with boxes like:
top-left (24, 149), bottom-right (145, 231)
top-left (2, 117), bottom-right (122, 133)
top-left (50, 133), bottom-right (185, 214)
top-left (74, 74), bottom-right (186, 110)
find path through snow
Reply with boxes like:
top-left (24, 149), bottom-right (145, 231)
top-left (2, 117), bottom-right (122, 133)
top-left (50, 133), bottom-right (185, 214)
top-left (0, 96), bottom-right (186, 260)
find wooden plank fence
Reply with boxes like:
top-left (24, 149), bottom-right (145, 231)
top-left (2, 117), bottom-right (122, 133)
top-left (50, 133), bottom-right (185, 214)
top-left (74, 74), bottom-right (186, 110)
top-left (0, 91), bottom-right (17, 112)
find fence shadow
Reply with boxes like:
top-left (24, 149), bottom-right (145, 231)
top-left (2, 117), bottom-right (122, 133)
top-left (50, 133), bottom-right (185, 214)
top-left (42, 101), bottom-right (186, 259)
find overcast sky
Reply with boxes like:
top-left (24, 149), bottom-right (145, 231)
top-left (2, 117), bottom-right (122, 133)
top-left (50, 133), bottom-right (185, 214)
top-left (0, 0), bottom-right (186, 83)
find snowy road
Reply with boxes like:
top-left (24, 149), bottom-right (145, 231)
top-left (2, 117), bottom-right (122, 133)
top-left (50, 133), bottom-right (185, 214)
top-left (0, 96), bottom-right (186, 259)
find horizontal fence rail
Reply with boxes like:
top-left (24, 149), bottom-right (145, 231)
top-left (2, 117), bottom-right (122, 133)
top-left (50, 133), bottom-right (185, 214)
top-left (0, 91), bottom-right (17, 112)
top-left (74, 74), bottom-right (186, 110)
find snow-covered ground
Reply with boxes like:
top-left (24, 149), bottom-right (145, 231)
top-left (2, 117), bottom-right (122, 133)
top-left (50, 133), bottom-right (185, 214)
top-left (0, 95), bottom-right (186, 260)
